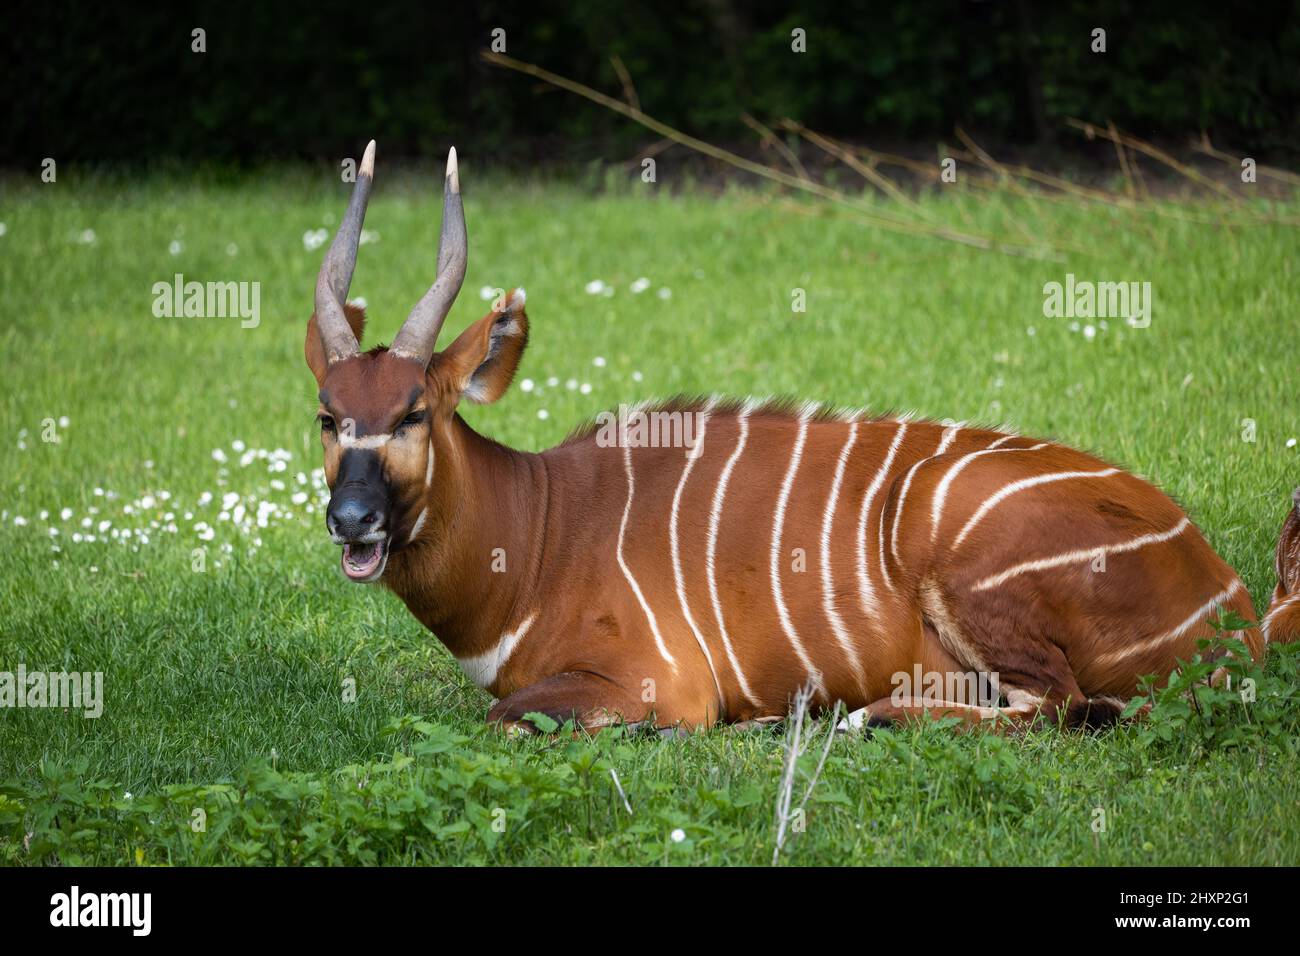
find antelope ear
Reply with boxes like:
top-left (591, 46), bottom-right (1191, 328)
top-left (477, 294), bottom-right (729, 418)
top-left (436, 288), bottom-right (529, 405)
top-left (305, 303), bottom-right (367, 386)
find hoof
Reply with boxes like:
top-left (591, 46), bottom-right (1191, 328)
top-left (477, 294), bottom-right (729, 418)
top-left (837, 708), bottom-right (894, 734)
top-left (726, 717), bottom-right (784, 733)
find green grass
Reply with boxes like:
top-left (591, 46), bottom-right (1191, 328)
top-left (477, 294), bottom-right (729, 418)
top-left (0, 166), bottom-right (1297, 865)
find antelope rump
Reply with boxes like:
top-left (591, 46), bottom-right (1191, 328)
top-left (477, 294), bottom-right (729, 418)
top-left (304, 141), bottom-right (1299, 735)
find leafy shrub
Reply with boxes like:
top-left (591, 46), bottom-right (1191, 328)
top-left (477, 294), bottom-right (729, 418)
top-left (1124, 611), bottom-right (1300, 752)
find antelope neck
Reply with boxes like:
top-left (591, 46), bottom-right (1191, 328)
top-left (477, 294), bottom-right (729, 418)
top-left (383, 414), bottom-right (546, 660)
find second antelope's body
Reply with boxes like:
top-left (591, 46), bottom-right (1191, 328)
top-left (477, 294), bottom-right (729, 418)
top-left (304, 142), bottom-right (1294, 733)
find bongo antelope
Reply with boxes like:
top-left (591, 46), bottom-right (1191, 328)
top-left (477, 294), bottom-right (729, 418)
top-left (305, 142), bottom-right (1288, 734)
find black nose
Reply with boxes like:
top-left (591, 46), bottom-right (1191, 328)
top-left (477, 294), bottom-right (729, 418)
top-left (327, 494), bottom-right (386, 541)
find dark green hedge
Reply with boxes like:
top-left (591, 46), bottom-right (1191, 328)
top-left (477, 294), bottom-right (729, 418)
top-left (4, 0), bottom-right (1297, 166)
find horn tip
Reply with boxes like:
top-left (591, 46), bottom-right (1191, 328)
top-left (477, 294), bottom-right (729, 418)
top-left (360, 140), bottom-right (376, 179)
top-left (446, 146), bottom-right (460, 193)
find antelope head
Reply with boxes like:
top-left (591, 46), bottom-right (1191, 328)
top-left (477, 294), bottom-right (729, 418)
top-left (305, 142), bottom-right (529, 582)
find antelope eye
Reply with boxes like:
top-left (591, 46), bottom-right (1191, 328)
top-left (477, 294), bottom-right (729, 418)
top-left (398, 412), bottom-right (425, 429)
top-left (319, 415), bottom-right (336, 432)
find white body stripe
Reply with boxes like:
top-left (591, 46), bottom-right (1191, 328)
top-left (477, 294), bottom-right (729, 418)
top-left (770, 411), bottom-right (824, 691)
top-left (859, 422), bottom-right (907, 612)
top-left (669, 399), bottom-right (724, 706)
top-left (1262, 591), bottom-right (1300, 643)
top-left (1094, 580), bottom-right (1243, 666)
top-left (889, 457), bottom-right (928, 570)
top-left (971, 517), bottom-right (1190, 592)
top-left (889, 426), bottom-right (956, 570)
top-left (935, 424), bottom-right (961, 455)
top-left (953, 467), bottom-right (1120, 548)
top-left (616, 443), bottom-right (679, 671)
top-left (930, 440), bottom-right (1049, 540)
top-left (425, 439), bottom-right (434, 485)
top-left (456, 614), bottom-right (536, 689)
top-left (819, 419), bottom-right (866, 690)
top-left (706, 402), bottom-right (760, 706)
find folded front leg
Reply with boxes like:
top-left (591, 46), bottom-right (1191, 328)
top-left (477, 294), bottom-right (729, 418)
top-left (487, 671), bottom-right (651, 734)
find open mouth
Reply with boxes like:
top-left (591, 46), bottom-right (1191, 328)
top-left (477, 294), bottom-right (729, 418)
top-left (341, 538), bottom-right (389, 582)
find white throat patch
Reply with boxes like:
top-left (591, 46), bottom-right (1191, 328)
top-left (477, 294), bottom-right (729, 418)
top-left (456, 614), bottom-right (536, 689)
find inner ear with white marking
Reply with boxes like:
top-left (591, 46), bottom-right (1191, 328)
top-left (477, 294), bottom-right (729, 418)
top-left (437, 288), bottom-right (529, 405)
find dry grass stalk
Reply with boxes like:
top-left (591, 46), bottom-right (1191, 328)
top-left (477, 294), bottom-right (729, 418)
top-left (1067, 118), bottom-right (1243, 204)
top-left (741, 112), bottom-right (811, 183)
top-left (1192, 133), bottom-right (1300, 188)
top-left (482, 51), bottom-right (1297, 254)
top-left (772, 687), bottom-right (840, 864)
top-left (483, 50), bottom-right (1060, 260)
